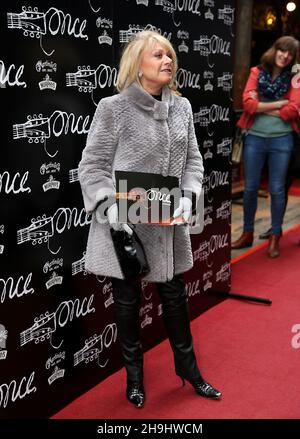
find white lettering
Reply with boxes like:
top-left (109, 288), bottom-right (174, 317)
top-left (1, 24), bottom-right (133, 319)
top-left (96, 64), bottom-right (118, 88)
top-left (291, 324), bottom-right (300, 349)
top-left (209, 105), bottom-right (230, 123)
top-left (175, 0), bottom-right (201, 15)
top-left (176, 68), bottom-right (201, 90)
top-left (208, 234), bottom-right (229, 254)
top-left (51, 111), bottom-right (90, 137)
top-left (0, 371), bottom-right (37, 408)
top-left (56, 294), bottom-right (95, 328)
top-left (210, 171), bottom-right (229, 189)
top-left (54, 207), bottom-right (91, 234)
top-left (0, 60), bottom-right (27, 88)
top-left (47, 8), bottom-right (88, 40)
top-left (210, 35), bottom-right (231, 55)
top-left (0, 171), bottom-right (31, 194)
top-left (0, 273), bottom-right (34, 304)
top-left (185, 279), bottom-right (200, 297)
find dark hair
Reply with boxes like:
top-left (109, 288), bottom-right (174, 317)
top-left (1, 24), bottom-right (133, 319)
top-left (259, 36), bottom-right (300, 72)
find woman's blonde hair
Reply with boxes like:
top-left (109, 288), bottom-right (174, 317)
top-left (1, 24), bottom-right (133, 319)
top-left (116, 30), bottom-right (179, 93)
top-left (260, 36), bottom-right (300, 72)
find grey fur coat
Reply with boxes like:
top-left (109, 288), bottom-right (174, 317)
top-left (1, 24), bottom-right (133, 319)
top-left (78, 83), bottom-right (204, 282)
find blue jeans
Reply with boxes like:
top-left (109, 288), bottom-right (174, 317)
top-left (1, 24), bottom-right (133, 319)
top-left (243, 133), bottom-right (293, 235)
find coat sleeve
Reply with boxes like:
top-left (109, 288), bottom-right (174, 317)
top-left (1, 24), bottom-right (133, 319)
top-left (180, 99), bottom-right (204, 202)
top-left (280, 81), bottom-right (300, 121)
top-left (242, 67), bottom-right (259, 115)
top-left (78, 97), bottom-right (117, 214)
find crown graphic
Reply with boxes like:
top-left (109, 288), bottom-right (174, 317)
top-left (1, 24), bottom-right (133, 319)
top-left (204, 150), bottom-right (213, 160)
top-left (0, 350), bottom-right (7, 360)
top-left (141, 314), bottom-right (152, 329)
top-left (98, 30), bottom-right (113, 45)
top-left (48, 366), bottom-right (65, 385)
top-left (204, 279), bottom-right (212, 291)
top-left (204, 215), bottom-right (212, 226)
top-left (39, 74), bottom-right (57, 91)
top-left (204, 80), bottom-right (213, 91)
top-left (205, 9), bottom-right (214, 20)
top-left (46, 271), bottom-right (63, 289)
top-left (43, 175), bottom-right (60, 192)
top-left (104, 293), bottom-right (114, 308)
top-left (178, 40), bottom-right (189, 53)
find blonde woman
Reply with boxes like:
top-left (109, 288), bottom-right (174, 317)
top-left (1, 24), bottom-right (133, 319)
top-left (79, 31), bottom-right (221, 408)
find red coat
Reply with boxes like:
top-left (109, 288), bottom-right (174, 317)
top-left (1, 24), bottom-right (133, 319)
top-left (237, 66), bottom-right (300, 132)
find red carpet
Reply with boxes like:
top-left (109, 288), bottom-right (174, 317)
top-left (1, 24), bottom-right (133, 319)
top-left (53, 226), bottom-right (300, 419)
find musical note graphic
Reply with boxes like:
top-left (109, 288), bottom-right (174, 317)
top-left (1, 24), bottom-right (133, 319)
top-left (216, 201), bottom-right (231, 220)
top-left (155, 0), bottom-right (175, 14)
top-left (218, 6), bottom-right (234, 26)
top-left (69, 168), bottom-right (79, 183)
top-left (119, 24), bottom-right (144, 43)
top-left (20, 312), bottom-right (56, 346)
top-left (194, 108), bottom-right (209, 127)
top-left (7, 7), bottom-right (46, 38)
top-left (72, 254), bottom-right (86, 276)
top-left (217, 138), bottom-right (232, 157)
top-left (13, 114), bottom-right (50, 143)
top-left (74, 334), bottom-right (108, 367)
top-left (216, 262), bottom-right (230, 282)
top-left (17, 215), bottom-right (61, 255)
top-left (66, 67), bottom-right (97, 92)
top-left (217, 73), bottom-right (233, 91)
top-left (194, 36), bottom-right (211, 56)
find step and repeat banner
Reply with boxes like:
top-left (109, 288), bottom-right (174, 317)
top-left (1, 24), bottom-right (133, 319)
top-left (0, 0), bottom-right (234, 418)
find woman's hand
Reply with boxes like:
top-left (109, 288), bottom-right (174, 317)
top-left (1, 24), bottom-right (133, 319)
top-left (249, 90), bottom-right (258, 99)
top-left (96, 203), bottom-right (133, 235)
top-left (171, 197), bottom-right (192, 224)
top-left (107, 204), bottom-right (133, 234)
top-left (257, 99), bottom-right (289, 113)
top-left (249, 90), bottom-right (288, 109)
top-left (275, 99), bottom-right (289, 109)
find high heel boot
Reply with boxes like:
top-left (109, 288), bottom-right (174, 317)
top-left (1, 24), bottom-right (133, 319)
top-left (179, 377), bottom-right (221, 399)
top-left (126, 380), bottom-right (145, 408)
top-left (231, 231), bottom-right (254, 249)
top-left (157, 275), bottom-right (222, 400)
top-left (111, 278), bottom-right (145, 408)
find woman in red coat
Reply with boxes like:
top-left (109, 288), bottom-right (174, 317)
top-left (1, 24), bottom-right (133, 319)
top-left (232, 36), bottom-right (300, 257)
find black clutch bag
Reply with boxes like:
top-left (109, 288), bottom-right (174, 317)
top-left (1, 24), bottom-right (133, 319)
top-left (110, 227), bottom-right (150, 283)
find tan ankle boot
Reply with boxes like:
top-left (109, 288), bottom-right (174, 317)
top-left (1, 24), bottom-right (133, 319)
top-left (231, 231), bottom-right (254, 249)
top-left (267, 234), bottom-right (280, 258)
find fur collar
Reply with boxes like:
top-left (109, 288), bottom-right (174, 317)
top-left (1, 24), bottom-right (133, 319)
top-left (122, 82), bottom-right (175, 120)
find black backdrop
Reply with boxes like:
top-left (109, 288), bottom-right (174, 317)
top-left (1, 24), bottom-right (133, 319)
top-left (0, 0), bottom-right (234, 418)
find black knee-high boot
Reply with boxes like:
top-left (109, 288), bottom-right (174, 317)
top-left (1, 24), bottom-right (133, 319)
top-left (157, 274), bottom-right (221, 399)
top-left (156, 274), bottom-right (201, 381)
top-left (111, 278), bottom-right (143, 382)
top-left (111, 278), bottom-right (145, 407)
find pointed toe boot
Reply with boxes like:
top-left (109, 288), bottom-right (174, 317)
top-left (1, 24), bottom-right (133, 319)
top-left (179, 376), bottom-right (222, 399)
top-left (231, 231), bottom-right (254, 249)
top-left (126, 381), bottom-right (145, 408)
